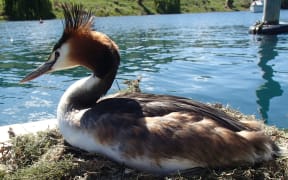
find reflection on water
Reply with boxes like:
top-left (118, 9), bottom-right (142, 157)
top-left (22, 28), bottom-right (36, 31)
top-left (0, 11), bottom-right (288, 127)
top-left (256, 36), bottom-right (283, 122)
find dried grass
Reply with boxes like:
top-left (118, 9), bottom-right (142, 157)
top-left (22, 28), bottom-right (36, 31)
top-left (0, 81), bottom-right (287, 179)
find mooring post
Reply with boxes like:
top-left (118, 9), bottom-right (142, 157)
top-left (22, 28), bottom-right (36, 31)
top-left (249, 0), bottom-right (288, 34)
top-left (262, 0), bottom-right (281, 25)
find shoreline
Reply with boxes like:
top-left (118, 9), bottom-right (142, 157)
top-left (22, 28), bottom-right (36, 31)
top-left (0, 10), bottom-right (250, 22)
top-left (0, 0), bottom-right (251, 21)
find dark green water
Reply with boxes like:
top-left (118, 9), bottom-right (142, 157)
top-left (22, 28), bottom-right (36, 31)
top-left (1, 11), bottom-right (288, 127)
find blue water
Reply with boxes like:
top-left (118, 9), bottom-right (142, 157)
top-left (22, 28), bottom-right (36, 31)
top-left (0, 11), bottom-right (288, 127)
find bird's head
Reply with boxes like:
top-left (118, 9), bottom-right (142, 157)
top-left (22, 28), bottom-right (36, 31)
top-left (21, 3), bottom-right (120, 83)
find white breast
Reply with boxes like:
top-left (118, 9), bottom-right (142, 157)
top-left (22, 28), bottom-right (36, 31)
top-left (58, 116), bottom-right (123, 159)
top-left (58, 116), bottom-right (202, 174)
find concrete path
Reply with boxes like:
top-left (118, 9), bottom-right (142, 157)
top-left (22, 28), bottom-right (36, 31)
top-left (0, 119), bottom-right (58, 142)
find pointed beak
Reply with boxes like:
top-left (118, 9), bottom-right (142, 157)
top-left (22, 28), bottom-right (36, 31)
top-left (20, 60), bottom-right (55, 83)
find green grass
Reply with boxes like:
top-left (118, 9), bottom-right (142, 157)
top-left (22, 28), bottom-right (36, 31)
top-left (0, 0), bottom-right (4, 20)
top-left (52, 0), bottom-right (150, 17)
top-left (0, 0), bottom-right (250, 20)
top-left (52, 0), bottom-right (250, 17)
top-left (181, 0), bottom-right (251, 13)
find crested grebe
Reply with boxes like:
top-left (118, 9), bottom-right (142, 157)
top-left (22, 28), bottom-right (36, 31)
top-left (21, 4), bottom-right (279, 175)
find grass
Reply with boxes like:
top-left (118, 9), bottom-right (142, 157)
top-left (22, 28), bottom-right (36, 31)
top-left (0, 108), bottom-right (287, 179)
top-left (0, 130), bottom-right (78, 179)
top-left (0, 0), bottom-right (4, 20)
top-left (180, 0), bottom-right (251, 13)
top-left (0, 1), bottom-right (286, 178)
top-left (0, 0), bottom-right (251, 20)
top-left (53, 0), bottom-right (251, 17)
top-left (0, 80), bottom-right (288, 179)
top-left (52, 0), bottom-right (150, 17)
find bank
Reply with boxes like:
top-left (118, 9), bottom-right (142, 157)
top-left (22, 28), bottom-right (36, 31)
top-left (0, 0), bottom-right (252, 20)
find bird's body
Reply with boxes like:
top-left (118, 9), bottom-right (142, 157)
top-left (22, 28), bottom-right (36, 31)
top-left (56, 73), bottom-right (277, 174)
top-left (21, 4), bottom-right (279, 175)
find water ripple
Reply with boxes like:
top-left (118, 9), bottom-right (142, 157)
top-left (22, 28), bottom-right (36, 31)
top-left (0, 12), bottom-right (288, 127)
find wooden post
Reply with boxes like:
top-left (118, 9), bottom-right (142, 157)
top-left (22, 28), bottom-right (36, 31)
top-left (249, 0), bottom-right (288, 34)
top-left (262, 0), bottom-right (281, 25)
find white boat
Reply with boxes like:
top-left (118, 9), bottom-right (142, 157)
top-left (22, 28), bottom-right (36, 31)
top-left (250, 0), bottom-right (263, 13)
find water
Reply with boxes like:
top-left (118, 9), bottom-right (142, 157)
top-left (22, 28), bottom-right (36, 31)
top-left (1, 11), bottom-right (288, 128)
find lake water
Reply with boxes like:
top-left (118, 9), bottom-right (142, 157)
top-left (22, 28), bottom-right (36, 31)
top-left (1, 11), bottom-right (288, 128)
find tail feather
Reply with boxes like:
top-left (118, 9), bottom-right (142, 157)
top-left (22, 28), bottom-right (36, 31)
top-left (237, 130), bottom-right (280, 162)
top-left (239, 119), bottom-right (264, 131)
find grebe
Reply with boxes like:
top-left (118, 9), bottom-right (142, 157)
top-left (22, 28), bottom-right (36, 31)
top-left (21, 4), bottom-right (279, 175)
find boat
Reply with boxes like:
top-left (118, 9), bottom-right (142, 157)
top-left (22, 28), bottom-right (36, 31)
top-left (250, 0), bottom-right (263, 13)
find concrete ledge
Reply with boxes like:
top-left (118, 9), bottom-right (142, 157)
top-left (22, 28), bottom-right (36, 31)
top-left (0, 119), bottom-right (58, 143)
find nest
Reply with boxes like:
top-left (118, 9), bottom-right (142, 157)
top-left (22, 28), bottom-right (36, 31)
top-left (0, 80), bottom-right (287, 179)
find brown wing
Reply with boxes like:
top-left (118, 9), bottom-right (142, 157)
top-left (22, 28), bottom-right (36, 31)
top-left (74, 92), bottom-right (276, 171)
top-left (78, 92), bottom-right (256, 133)
top-left (115, 92), bottom-right (254, 131)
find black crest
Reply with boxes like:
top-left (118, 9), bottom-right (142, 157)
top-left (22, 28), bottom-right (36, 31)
top-left (53, 3), bottom-right (94, 51)
top-left (62, 3), bottom-right (94, 32)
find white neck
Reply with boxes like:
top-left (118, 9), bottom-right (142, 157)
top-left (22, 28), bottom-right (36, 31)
top-left (57, 75), bottom-right (102, 120)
